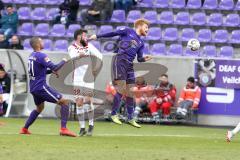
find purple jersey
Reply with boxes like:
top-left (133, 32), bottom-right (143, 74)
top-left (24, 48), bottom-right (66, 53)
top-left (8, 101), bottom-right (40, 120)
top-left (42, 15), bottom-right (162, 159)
top-left (28, 52), bottom-right (65, 92)
top-left (97, 27), bottom-right (145, 63)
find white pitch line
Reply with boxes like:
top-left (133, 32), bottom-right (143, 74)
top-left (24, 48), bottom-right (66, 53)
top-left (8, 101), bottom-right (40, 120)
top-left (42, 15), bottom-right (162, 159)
top-left (0, 132), bottom-right (222, 139)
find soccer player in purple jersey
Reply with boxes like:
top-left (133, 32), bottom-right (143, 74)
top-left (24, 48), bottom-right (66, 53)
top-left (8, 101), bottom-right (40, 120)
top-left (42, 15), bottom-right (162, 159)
top-left (19, 37), bottom-right (76, 137)
top-left (89, 19), bottom-right (152, 128)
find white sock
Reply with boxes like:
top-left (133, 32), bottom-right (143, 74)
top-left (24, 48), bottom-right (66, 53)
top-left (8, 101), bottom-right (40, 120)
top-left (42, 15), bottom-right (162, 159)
top-left (232, 122), bottom-right (240, 135)
top-left (134, 106), bottom-right (141, 117)
top-left (86, 103), bottom-right (94, 126)
top-left (77, 107), bottom-right (85, 128)
top-left (89, 119), bottom-right (94, 126)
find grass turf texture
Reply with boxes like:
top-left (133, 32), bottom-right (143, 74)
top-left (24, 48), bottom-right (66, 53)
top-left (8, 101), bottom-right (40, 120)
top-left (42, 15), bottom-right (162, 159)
top-left (0, 118), bottom-right (239, 160)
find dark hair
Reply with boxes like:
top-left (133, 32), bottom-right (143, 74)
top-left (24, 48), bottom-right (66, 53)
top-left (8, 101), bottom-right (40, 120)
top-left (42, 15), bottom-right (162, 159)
top-left (0, 63), bottom-right (5, 72)
top-left (187, 76), bottom-right (195, 83)
top-left (74, 29), bottom-right (87, 40)
top-left (6, 4), bottom-right (13, 8)
top-left (160, 74), bottom-right (168, 78)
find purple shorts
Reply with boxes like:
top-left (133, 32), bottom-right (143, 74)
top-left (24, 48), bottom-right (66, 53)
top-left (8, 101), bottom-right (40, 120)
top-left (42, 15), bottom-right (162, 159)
top-left (112, 54), bottom-right (135, 84)
top-left (31, 85), bottom-right (62, 106)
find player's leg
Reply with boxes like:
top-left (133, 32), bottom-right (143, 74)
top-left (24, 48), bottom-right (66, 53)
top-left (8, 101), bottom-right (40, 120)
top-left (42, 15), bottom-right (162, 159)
top-left (57, 98), bottom-right (75, 136)
top-left (110, 80), bottom-right (126, 125)
top-left (126, 83), bottom-right (141, 128)
top-left (133, 98), bottom-right (143, 119)
top-left (226, 122), bottom-right (240, 142)
top-left (20, 103), bottom-right (44, 134)
top-left (85, 96), bottom-right (94, 136)
top-left (57, 98), bottom-right (76, 137)
top-left (125, 64), bottom-right (142, 128)
top-left (110, 55), bottom-right (129, 124)
top-left (20, 93), bottom-right (45, 134)
top-left (76, 97), bottom-right (87, 136)
top-left (40, 85), bottom-right (76, 136)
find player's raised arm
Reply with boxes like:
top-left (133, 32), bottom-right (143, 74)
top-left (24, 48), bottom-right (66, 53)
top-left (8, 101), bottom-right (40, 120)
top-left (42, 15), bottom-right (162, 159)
top-left (89, 28), bottom-right (127, 40)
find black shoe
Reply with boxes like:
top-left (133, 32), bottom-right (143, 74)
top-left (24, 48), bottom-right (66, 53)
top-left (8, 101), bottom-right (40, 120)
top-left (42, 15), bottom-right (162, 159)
top-left (79, 128), bottom-right (87, 136)
top-left (87, 125), bottom-right (94, 136)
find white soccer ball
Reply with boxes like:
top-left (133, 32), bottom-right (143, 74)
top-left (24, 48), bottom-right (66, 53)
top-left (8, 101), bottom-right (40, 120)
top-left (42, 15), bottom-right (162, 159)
top-left (187, 39), bottom-right (200, 51)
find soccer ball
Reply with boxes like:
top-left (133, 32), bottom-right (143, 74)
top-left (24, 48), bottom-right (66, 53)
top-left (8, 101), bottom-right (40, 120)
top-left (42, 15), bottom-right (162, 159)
top-left (187, 39), bottom-right (200, 51)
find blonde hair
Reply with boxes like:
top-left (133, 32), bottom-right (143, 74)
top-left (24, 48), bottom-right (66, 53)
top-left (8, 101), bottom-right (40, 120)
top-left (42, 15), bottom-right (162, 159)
top-left (30, 37), bottom-right (40, 49)
top-left (134, 18), bottom-right (150, 28)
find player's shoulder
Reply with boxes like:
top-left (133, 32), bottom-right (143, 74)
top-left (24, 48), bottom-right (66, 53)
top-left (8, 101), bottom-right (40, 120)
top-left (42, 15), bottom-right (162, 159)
top-left (68, 43), bottom-right (76, 51)
top-left (88, 43), bottom-right (94, 49)
top-left (125, 27), bottom-right (133, 32)
top-left (34, 52), bottom-right (51, 63)
top-left (118, 26), bottom-right (131, 32)
top-left (33, 52), bottom-right (47, 59)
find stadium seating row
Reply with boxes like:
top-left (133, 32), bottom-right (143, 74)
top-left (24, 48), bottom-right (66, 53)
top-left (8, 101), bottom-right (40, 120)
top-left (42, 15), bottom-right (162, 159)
top-left (2, 0), bottom-right (91, 5)
top-left (138, 0), bottom-right (240, 11)
top-left (126, 10), bottom-right (240, 27)
top-left (5, 0), bottom-right (237, 58)
top-left (5, 0), bottom-right (240, 11)
top-left (17, 7), bottom-right (240, 28)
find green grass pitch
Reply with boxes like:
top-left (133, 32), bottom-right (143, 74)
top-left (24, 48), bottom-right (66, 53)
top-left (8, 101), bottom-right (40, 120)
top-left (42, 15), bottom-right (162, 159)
top-left (0, 118), bottom-right (239, 160)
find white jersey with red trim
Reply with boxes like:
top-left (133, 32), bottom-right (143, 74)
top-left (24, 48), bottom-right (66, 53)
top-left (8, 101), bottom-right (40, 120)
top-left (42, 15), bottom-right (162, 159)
top-left (68, 42), bottom-right (102, 88)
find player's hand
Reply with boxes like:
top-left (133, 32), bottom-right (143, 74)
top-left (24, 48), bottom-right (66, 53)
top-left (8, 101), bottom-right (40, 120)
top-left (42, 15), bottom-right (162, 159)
top-left (52, 71), bottom-right (59, 78)
top-left (88, 35), bottom-right (97, 41)
top-left (144, 55), bottom-right (152, 61)
top-left (156, 98), bottom-right (162, 104)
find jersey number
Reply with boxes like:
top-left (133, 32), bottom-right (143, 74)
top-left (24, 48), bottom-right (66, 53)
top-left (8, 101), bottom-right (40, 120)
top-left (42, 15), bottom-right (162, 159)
top-left (28, 60), bottom-right (35, 77)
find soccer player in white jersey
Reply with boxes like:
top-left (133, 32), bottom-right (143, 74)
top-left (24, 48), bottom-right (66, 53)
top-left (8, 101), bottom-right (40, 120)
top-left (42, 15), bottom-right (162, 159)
top-left (226, 122), bottom-right (240, 142)
top-left (68, 29), bottom-right (102, 136)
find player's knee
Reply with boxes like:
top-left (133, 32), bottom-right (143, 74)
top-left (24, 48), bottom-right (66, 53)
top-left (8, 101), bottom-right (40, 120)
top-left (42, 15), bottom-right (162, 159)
top-left (36, 104), bottom-right (44, 113)
top-left (84, 96), bottom-right (91, 104)
top-left (58, 98), bottom-right (69, 106)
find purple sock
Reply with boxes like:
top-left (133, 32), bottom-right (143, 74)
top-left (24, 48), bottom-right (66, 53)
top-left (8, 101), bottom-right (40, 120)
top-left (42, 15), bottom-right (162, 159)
top-left (60, 105), bottom-right (69, 128)
top-left (126, 97), bottom-right (134, 120)
top-left (111, 92), bottom-right (122, 115)
top-left (24, 110), bottom-right (40, 129)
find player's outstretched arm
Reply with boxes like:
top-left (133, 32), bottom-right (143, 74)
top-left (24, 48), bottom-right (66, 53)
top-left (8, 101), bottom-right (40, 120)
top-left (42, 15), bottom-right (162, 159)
top-left (89, 28), bottom-right (127, 40)
top-left (40, 54), bottom-right (67, 72)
